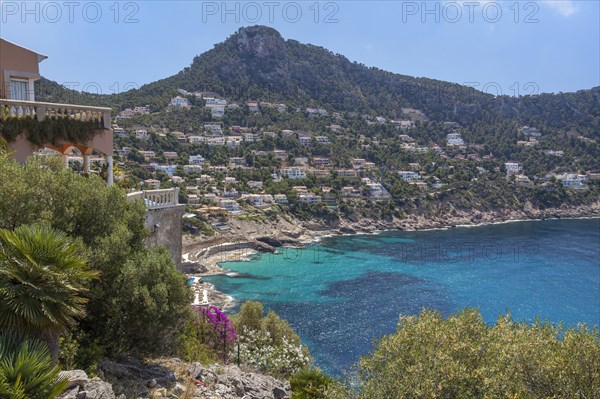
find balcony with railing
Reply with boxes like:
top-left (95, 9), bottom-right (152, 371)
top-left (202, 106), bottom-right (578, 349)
top-left (0, 98), bottom-right (114, 184)
top-left (1, 99), bottom-right (111, 128)
top-left (127, 188), bottom-right (180, 210)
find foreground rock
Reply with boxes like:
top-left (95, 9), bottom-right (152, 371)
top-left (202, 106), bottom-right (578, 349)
top-left (59, 358), bottom-right (290, 399)
top-left (189, 363), bottom-right (291, 399)
top-left (57, 370), bottom-right (116, 399)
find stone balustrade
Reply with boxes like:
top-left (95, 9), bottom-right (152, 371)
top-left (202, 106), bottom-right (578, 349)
top-left (0, 99), bottom-right (112, 129)
top-left (127, 188), bottom-right (180, 209)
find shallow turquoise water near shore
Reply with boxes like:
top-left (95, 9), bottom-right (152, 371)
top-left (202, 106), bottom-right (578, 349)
top-left (204, 218), bottom-right (600, 376)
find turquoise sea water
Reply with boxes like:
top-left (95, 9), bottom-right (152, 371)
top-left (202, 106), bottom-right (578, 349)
top-left (204, 219), bottom-right (600, 376)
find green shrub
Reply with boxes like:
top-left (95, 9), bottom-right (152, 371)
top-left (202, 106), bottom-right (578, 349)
top-left (232, 301), bottom-right (304, 348)
top-left (58, 331), bottom-right (79, 370)
top-left (0, 115), bottom-right (102, 146)
top-left (290, 368), bottom-right (335, 399)
top-left (94, 247), bottom-right (192, 356)
top-left (0, 156), bottom-right (191, 363)
top-left (178, 320), bottom-right (218, 365)
top-left (262, 310), bottom-right (302, 346)
top-left (232, 300), bottom-right (264, 332)
top-left (0, 334), bottom-right (68, 399)
top-left (232, 301), bottom-right (312, 377)
top-left (357, 309), bottom-right (600, 399)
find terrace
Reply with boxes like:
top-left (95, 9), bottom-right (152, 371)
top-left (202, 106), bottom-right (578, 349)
top-left (0, 99), bottom-right (113, 179)
top-left (1, 39), bottom-right (114, 184)
top-left (126, 188), bottom-right (180, 210)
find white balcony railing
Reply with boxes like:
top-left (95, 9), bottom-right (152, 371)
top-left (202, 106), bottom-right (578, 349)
top-left (0, 99), bottom-right (111, 129)
top-left (127, 188), bottom-right (180, 209)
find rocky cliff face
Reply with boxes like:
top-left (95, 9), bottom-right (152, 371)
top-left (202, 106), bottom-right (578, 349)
top-left (235, 25), bottom-right (286, 58)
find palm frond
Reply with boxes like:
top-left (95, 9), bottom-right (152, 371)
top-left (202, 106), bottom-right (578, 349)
top-left (0, 225), bottom-right (98, 338)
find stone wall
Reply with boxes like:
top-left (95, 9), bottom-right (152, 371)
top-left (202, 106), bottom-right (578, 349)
top-left (144, 204), bottom-right (186, 269)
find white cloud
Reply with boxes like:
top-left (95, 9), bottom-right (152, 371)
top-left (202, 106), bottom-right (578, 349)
top-left (541, 1), bottom-right (578, 17)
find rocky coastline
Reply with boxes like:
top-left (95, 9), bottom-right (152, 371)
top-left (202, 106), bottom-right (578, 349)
top-left (181, 203), bottom-right (600, 310)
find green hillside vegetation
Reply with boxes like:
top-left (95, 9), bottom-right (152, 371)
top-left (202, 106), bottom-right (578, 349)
top-left (0, 151), bottom-right (191, 364)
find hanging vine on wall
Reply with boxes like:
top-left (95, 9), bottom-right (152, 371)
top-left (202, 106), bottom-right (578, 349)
top-left (0, 115), bottom-right (102, 146)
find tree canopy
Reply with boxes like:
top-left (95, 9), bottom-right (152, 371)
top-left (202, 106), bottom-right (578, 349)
top-left (355, 309), bottom-right (600, 399)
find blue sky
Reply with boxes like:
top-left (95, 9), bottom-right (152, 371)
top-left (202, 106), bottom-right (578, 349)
top-left (1, 1), bottom-right (598, 96)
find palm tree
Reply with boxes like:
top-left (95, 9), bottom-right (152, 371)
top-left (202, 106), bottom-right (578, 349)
top-left (0, 333), bottom-right (68, 399)
top-left (0, 224), bottom-right (98, 360)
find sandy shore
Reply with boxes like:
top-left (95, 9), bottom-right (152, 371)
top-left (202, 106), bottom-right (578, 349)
top-left (184, 246), bottom-right (262, 310)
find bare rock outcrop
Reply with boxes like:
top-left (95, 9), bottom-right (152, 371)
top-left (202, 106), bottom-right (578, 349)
top-left (58, 359), bottom-right (290, 399)
top-left (189, 363), bottom-right (291, 399)
top-left (57, 370), bottom-right (116, 399)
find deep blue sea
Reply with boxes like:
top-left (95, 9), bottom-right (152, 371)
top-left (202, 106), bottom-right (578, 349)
top-left (204, 219), bottom-right (600, 376)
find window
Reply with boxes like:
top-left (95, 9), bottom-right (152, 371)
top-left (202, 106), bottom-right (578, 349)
top-left (10, 79), bottom-right (28, 100)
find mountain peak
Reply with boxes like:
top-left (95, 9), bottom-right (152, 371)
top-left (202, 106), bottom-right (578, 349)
top-left (232, 25), bottom-right (286, 58)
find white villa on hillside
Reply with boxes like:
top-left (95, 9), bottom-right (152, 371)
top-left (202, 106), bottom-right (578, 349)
top-left (247, 101), bottom-right (259, 112)
top-left (281, 167), bottom-right (307, 179)
top-left (204, 124), bottom-right (223, 135)
top-left (367, 182), bottom-right (390, 199)
top-left (520, 126), bottom-right (542, 137)
top-left (135, 129), bottom-right (149, 140)
top-left (299, 136), bottom-right (312, 147)
top-left (139, 151), bottom-right (155, 162)
top-left (155, 164), bottom-right (178, 176)
top-left (351, 158), bottom-right (366, 169)
top-left (245, 194), bottom-right (265, 207)
top-left (189, 155), bottom-right (205, 165)
top-left (505, 162), bottom-right (522, 176)
top-left (113, 126), bottom-right (127, 137)
top-left (143, 179), bottom-right (161, 189)
top-left (447, 133), bottom-right (465, 146)
top-left (220, 199), bottom-right (240, 213)
top-left (247, 181), bottom-right (263, 189)
top-left (557, 173), bottom-right (588, 189)
top-left (207, 137), bottom-right (225, 146)
top-left (299, 194), bottom-right (322, 204)
top-left (205, 98), bottom-right (227, 118)
top-left (183, 165), bottom-right (203, 173)
top-left (170, 96), bottom-right (191, 109)
top-left (273, 150), bottom-right (287, 159)
top-left (398, 171), bottom-right (421, 182)
top-left (274, 194), bottom-right (288, 204)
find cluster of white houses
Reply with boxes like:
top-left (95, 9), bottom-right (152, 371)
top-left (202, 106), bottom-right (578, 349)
top-left (162, 93), bottom-right (290, 118)
top-left (110, 100), bottom-right (598, 215)
top-left (504, 161), bottom-right (591, 189)
top-left (116, 126), bottom-right (594, 211)
top-left (116, 105), bottom-right (150, 119)
top-left (136, 154), bottom-right (404, 216)
top-left (119, 88), bottom-right (428, 132)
